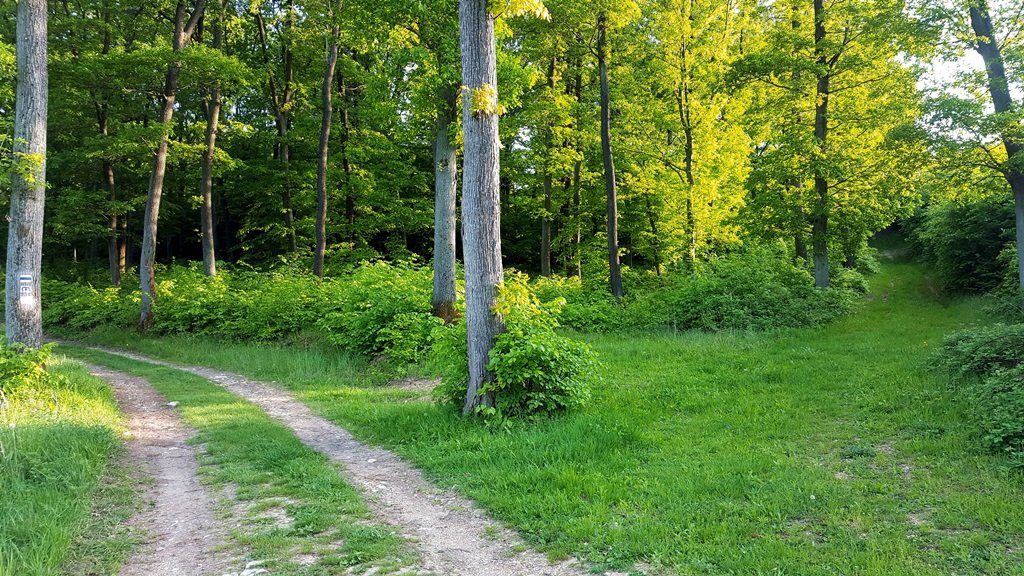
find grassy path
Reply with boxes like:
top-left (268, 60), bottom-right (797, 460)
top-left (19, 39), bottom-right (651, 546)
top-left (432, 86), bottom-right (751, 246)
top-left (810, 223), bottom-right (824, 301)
top-left (70, 262), bottom-right (1024, 575)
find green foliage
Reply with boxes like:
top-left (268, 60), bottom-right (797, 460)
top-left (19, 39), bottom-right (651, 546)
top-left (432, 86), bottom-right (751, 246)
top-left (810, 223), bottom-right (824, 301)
top-left (0, 341), bottom-right (52, 395)
top-left (434, 277), bottom-right (597, 420)
top-left (653, 248), bottom-right (858, 331)
top-left (532, 245), bottom-right (860, 333)
top-left (44, 263), bottom-right (441, 366)
top-left (935, 323), bottom-right (1024, 465)
top-left (910, 195), bottom-right (1016, 294)
top-left (316, 263), bottom-right (442, 365)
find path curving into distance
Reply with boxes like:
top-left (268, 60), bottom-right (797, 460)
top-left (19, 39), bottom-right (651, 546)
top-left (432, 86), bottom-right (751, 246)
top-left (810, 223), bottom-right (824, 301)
top-left (81, 345), bottom-right (630, 576)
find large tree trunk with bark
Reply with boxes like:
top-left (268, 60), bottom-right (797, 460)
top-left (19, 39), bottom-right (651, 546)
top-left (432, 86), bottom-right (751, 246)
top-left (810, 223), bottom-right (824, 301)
top-left (139, 0), bottom-right (206, 330)
top-left (199, 1), bottom-right (224, 277)
top-left (970, 0), bottom-right (1024, 290)
top-left (314, 6), bottom-right (341, 278)
top-left (432, 86), bottom-right (459, 323)
top-left (459, 0), bottom-right (504, 415)
top-left (597, 12), bottom-right (623, 301)
top-left (811, 0), bottom-right (830, 289)
top-left (5, 0), bottom-right (47, 348)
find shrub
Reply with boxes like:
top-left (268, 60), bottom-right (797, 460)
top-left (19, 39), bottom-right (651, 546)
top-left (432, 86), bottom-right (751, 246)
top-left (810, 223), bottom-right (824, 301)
top-left (315, 263), bottom-right (441, 364)
top-left (910, 196), bottom-right (1015, 293)
top-left (530, 245), bottom-right (859, 333)
top-left (935, 323), bottom-right (1024, 465)
top-left (651, 246), bottom-right (858, 331)
top-left (0, 341), bottom-right (52, 395)
top-left (435, 276), bottom-right (597, 420)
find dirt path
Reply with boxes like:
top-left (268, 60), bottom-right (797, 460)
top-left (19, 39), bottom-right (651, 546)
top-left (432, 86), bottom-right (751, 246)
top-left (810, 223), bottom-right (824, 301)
top-left (88, 364), bottom-right (234, 576)
top-left (83, 346), bottom-right (627, 576)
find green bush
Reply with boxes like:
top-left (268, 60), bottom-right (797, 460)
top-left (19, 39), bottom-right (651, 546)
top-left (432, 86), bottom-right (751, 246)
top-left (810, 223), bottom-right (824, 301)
top-left (910, 196), bottom-right (1016, 294)
top-left (530, 245), bottom-right (859, 333)
top-left (655, 247), bottom-right (858, 331)
top-left (0, 341), bottom-right (51, 395)
top-left (935, 323), bottom-right (1024, 465)
top-left (316, 263), bottom-right (441, 364)
top-left (434, 277), bottom-right (597, 420)
top-left (43, 262), bottom-right (441, 367)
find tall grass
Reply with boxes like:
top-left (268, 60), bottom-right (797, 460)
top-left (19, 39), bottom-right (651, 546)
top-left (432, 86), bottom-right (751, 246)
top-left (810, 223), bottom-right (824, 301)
top-left (0, 357), bottom-right (126, 576)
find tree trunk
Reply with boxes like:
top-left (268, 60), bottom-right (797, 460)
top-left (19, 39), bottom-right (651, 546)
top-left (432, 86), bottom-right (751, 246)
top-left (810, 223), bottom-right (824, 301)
top-left (572, 158), bottom-right (582, 277)
top-left (199, 1), bottom-right (223, 277)
top-left (459, 0), bottom-right (504, 415)
top-left (314, 5), bottom-right (341, 278)
top-left (5, 0), bottom-right (47, 348)
top-left (811, 0), bottom-right (830, 289)
top-left (104, 158), bottom-right (120, 287)
top-left (969, 0), bottom-right (1024, 290)
top-left (597, 12), bottom-right (623, 301)
top-left (432, 86), bottom-right (459, 323)
top-left (256, 1), bottom-right (296, 252)
top-left (644, 195), bottom-right (662, 276)
top-left (139, 0), bottom-right (206, 330)
top-left (540, 56), bottom-right (556, 277)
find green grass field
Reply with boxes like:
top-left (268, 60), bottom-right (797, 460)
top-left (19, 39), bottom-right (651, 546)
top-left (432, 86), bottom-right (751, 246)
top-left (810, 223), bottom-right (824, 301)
top-left (69, 262), bottom-right (1024, 575)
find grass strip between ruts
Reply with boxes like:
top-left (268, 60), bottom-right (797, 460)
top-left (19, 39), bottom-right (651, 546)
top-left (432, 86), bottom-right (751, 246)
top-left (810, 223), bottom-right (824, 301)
top-left (60, 346), bottom-right (418, 576)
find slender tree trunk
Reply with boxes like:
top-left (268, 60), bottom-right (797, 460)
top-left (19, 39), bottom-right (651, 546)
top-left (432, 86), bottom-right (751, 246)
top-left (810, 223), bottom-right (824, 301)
top-left (256, 2), bottom-right (296, 252)
top-left (540, 56), bottom-right (557, 277)
top-left (339, 74), bottom-right (355, 229)
top-left (139, 0), bottom-right (206, 330)
top-left (5, 0), bottom-right (47, 348)
top-left (676, 18), bottom-right (698, 269)
top-left (572, 158), bottom-right (582, 277)
top-left (104, 158), bottom-right (120, 286)
top-left (314, 5), bottom-right (341, 278)
top-left (199, 1), bottom-right (224, 277)
top-left (644, 195), bottom-right (662, 276)
top-left (811, 0), bottom-right (830, 288)
top-left (432, 86), bottom-right (459, 323)
top-left (98, 99), bottom-right (120, 285)
top-left (597, 12), bottom-right (623, 301)
top-left (970, 0), bottom-right (1024, 290)
top-left (459, 0), bottom-right (504, 415)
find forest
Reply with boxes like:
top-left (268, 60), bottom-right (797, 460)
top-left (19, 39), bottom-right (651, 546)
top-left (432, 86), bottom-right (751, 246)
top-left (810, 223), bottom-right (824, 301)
top-left (1, 0), bottom-right (1024, 575)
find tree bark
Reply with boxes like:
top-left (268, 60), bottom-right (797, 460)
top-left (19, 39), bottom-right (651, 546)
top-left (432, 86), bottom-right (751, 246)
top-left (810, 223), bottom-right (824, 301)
top-left (969, 0), bottom-right (1024, 290)
top-left (199, 0), bottom-right (224, 277)
top-left (459, 0), bottom-right (504, 415)
top-left (811, 0), bottom-right (830, 288)
top-left (6, 0), bottom-right (47, 348)
top-left (432, 86), bottom-right (459, 323)
top-left (139, 0), bottom-right (206, 330)
top-left (314, 3), bottom-right (341, 278)
top-left (597, 12), bottom-right (623, 301)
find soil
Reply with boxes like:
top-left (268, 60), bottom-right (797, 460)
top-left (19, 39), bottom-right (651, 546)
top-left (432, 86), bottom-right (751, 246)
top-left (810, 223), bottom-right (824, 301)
top-left (85, 347), bottom-right (631, 576)
top-left (87, 363), bottom-right (234, 576)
